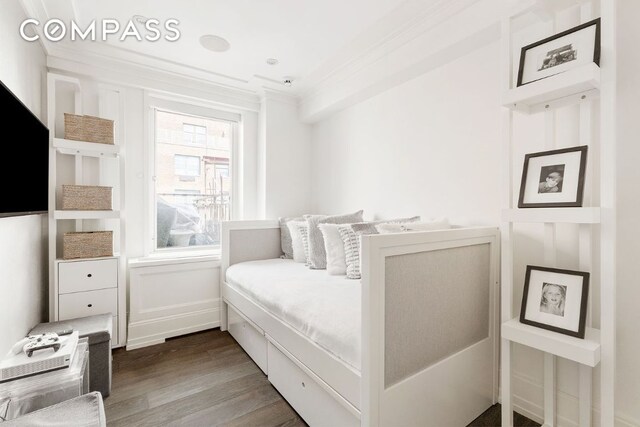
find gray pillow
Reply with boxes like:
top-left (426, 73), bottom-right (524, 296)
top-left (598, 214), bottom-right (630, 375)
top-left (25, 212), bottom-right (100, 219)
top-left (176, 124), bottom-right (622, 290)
top-left (339, 217), bottom-right (421, 279)
top-left (279, 217), bottom-right (302, 259)
top-left (305, 210), bottom-right (364, 269)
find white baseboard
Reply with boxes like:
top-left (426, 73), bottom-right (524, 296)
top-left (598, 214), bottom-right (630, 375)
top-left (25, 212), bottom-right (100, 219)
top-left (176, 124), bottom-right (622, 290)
top-left (126, 307), bottom-right (220, 350)
top-left (500, 372), bottom-right (639, 427)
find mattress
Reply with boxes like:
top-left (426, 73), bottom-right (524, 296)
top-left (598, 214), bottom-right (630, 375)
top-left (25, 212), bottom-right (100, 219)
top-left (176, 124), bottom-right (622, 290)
top-left (225, 259), bottom-right (361, 371)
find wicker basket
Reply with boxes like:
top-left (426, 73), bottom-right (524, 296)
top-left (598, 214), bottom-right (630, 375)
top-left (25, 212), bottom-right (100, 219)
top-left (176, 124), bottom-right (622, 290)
top-left (64, 113), bottom-right (114, 145)
top-left (62, 185), bottom-right (112, 211)
top-left (63, 231), bottom-right (113, 260)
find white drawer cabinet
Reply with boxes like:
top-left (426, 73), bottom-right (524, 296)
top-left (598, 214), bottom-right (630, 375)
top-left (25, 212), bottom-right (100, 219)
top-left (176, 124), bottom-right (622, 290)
top-left (59, 258), bottom-right (118, 294)
top-left (59, 288), bottom-right (118, 319)
top-left (55, 257), bottom-right (121, 347)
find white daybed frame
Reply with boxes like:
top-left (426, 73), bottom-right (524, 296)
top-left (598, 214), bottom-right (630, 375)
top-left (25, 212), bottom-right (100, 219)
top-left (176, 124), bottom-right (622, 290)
top-left (221, 220), bottom-right (500, 427)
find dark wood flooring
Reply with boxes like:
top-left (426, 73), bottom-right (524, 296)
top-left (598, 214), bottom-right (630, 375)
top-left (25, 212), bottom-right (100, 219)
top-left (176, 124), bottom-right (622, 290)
top-left (106, 329), bottom-right (539, 427)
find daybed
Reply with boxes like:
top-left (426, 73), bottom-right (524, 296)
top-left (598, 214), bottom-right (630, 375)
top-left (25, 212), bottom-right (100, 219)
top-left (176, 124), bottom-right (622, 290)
top-left (220, 220), bottom-right (500, 426)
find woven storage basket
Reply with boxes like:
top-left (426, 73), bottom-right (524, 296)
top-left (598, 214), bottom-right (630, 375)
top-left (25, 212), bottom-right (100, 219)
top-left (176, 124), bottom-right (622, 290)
top-left (63, 231), bottom-right (113, 260)
top-left (64, 113), bottom-right (115, 145)
top-left (62, 185), bottom-right (113, 210)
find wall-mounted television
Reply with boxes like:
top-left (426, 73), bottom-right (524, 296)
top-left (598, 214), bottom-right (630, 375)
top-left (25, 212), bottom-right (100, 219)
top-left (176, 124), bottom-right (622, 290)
top-left (0, 80), bottom-right (49, 218)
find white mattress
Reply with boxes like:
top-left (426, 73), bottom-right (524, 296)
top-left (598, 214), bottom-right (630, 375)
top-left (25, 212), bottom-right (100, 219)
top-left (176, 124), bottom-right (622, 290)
top-left (225, 259), bottom-right (361, 371)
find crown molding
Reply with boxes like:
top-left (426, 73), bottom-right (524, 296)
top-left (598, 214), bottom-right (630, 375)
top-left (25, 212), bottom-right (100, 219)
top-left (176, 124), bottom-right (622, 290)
top-left (299, 0), bottom-right (503, 123)
top-left (46, 48), bottom-right (262, 112)
top-left (259, 88), bottom-right (300, 106)
top-left (18, 0), bottom-right (53, 55)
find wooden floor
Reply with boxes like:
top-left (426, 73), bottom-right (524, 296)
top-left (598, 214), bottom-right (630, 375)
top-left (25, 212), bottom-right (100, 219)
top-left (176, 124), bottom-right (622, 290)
top-left (106, 329), bottom-right (539, 427)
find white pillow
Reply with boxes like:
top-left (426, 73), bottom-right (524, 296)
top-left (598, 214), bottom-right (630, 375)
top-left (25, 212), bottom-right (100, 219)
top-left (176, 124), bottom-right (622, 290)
top-left (318, 224), bottom-right (347, 275)
top-left (375, 218), bottom-right (451, 234)
top-left (287, 221), bottom-right (308, 263)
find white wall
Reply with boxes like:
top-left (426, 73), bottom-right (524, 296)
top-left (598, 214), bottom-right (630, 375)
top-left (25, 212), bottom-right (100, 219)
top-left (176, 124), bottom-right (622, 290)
top-left (0, 1), bottom-right (47, 354)
top-left (615, 0), bottom-right (640, 423)
top-left (260, 94), bottom-right (312, 218)
top-left (310, 41), bottom-right (501, 223)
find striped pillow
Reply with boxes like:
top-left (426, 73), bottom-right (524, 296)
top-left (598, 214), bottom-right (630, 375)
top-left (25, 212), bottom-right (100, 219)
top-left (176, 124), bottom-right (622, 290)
top-left (338, 217), bottom-right (421, 279)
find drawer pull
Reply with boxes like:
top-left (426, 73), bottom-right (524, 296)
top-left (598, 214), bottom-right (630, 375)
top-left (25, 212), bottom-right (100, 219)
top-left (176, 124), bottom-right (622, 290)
top-left (87, 304), bottom-right (93, 308)
top-left (87, 274), bottom-right (92, 278)
top-left (301, 381), bottom-right (305, 388)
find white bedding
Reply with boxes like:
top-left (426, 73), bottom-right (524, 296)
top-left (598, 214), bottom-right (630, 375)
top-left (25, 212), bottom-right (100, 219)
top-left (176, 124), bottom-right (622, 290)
top-left (225, 259), bottom-right (361, 371)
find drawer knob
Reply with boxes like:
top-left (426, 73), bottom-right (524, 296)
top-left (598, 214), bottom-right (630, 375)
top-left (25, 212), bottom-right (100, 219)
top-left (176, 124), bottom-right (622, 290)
top-left (87, 274), bottom-right (92, 278)
top-left (301, 381), bottom-right (305, 388)
top-left (87, 304), bottom-right (93, 308)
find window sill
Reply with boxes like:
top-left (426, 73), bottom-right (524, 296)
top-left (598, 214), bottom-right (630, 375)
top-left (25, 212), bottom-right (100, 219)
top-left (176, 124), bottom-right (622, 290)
top-left (129, 249), bottom-right (221, 268)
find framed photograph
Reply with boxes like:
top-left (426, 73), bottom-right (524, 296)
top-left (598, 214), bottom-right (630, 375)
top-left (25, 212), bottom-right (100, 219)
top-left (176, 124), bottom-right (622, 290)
top-left (518, 146), bottom-right (588, 208)
top-left (520, 265), bottom-right (590, 338)
top-left (517, 18), bottom-right (600, 86)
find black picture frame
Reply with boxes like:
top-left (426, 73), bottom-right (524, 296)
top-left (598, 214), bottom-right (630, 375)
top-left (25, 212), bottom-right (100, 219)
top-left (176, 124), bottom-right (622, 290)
top-left (518, 145), bottom-right (588, 208)
top-left (520, 265), bottom-right (590, 339)
top-left (517, 18), bottom-right (601, 87)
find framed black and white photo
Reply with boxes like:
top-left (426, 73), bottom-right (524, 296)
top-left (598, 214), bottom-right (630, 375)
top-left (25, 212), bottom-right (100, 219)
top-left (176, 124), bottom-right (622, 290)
top-left (520, 265), bottom-right (590, 338)
top-left (518, 146), bottom-right (587, 208)
top-left (517, 18), bottom-right (600, 86)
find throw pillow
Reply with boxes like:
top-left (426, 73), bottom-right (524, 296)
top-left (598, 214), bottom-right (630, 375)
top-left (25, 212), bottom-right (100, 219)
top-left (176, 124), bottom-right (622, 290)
top-left (279, 216), bottom-right (302, 259)
top-left (318, 224), bottom-right (347, 275)
top-left (305, 210), bottom-right (364, 269)
top-left (340, 217), bottom-right (422, 279)
top-left (337, 225), bottom-right (361, 279)
top-left (287, 220), bottom-right (308, 263)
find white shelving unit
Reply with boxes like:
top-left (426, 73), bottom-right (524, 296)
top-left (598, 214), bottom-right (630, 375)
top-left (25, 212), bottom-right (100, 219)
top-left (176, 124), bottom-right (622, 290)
top-left (47, 73), bottom-right (127, 348)
top-left (500, 1), bottom-right (615, 427)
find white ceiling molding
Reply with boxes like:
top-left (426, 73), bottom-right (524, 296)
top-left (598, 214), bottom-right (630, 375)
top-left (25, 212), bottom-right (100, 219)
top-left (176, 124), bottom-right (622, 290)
top-left (46, 54), bottom-right (262, 112)
top-left (18, 0), bottom-right (53, 55)
top-left (259, 88), bottom-right (300, 107)
top-left (20, 0), bottom-right (263, 109)
top-left (299, 0), bottom-right (503, 123)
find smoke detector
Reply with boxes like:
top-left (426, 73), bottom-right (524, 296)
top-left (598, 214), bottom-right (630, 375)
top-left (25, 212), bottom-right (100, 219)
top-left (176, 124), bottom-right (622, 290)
top-left (266, 58), bottom-right (279, 66)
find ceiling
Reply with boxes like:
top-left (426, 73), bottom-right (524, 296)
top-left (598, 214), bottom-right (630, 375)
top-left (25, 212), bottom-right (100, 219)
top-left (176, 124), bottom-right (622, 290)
top-left (36, 0), bottom-right (410, 95)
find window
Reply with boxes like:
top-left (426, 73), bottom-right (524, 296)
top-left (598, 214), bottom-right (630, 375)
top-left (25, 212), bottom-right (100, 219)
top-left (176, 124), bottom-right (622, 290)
top-left (154, 109), bottom-right (233, 250)
top-left (174, 155), bottom-right (200, 177)
top-left (183, 123), bottom-right (207, 145)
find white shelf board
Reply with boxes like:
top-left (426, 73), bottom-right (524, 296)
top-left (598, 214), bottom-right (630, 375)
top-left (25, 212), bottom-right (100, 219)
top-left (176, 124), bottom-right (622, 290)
top-left (502, 207), bottom-right (601, 224)
top-left (53, 138), bottom-right (120, 158)
top-left (502, 318), bottom-right (600, 367)
top-left (54, 210), bottom-right (120, 220)
top-left (503, 63), bottom-right (600, 113)
top-left (55, 254), bottom-right (120, 263)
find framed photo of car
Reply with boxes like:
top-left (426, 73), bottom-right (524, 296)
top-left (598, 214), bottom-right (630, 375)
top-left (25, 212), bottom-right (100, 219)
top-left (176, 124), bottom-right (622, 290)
top-left (517, 18), bottom-right (600, 86)
top-left (518, 146), bottom-right (588, 208)
top-left (520, 265), bottom-right (590, 339)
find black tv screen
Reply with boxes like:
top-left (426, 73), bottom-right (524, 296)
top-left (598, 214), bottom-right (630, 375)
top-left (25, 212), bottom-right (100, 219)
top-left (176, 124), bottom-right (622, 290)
top-left (0, 80), bottom-right (49, 217)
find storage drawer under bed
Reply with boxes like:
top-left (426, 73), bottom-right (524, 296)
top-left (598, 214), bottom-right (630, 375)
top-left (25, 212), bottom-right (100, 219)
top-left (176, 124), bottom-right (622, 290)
top-left (267, 341), bottom-right (359, 427)
top-left (227, 304), bottom-right (268, 373)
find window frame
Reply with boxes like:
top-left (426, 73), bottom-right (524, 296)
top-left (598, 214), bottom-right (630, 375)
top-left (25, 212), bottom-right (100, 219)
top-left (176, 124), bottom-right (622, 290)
top-left (145, 94), bottom-right (241, 256)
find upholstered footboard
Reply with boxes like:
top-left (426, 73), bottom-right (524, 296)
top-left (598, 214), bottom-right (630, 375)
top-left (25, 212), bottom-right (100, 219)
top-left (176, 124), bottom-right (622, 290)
top-left (361, 227), bottom-right (500, 427)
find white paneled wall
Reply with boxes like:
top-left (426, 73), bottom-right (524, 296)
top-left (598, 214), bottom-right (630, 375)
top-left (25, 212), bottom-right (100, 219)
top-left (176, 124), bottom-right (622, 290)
top-left (127, 258), bottom-right (221, 349)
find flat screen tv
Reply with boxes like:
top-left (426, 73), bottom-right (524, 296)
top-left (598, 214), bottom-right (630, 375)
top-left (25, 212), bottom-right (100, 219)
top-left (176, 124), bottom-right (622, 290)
top-left (0, 80), bottom-right (49, 218)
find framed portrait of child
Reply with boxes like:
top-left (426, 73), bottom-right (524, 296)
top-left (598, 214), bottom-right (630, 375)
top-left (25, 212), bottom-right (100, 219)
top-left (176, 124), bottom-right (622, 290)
top-left (520, 265), bottom-right (590, 338)
top-left (518, 146), bottom-right (588, 208)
